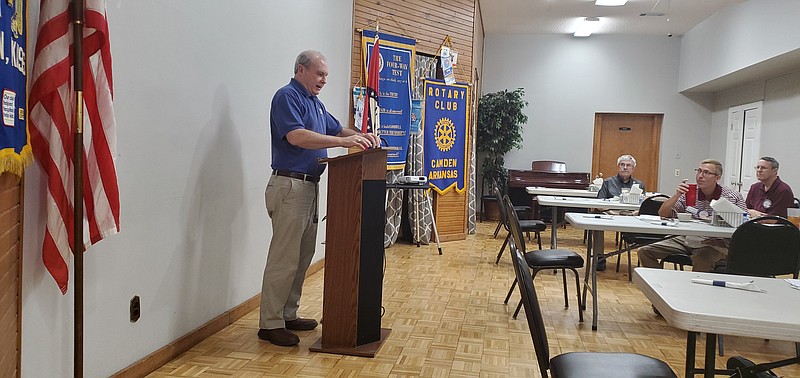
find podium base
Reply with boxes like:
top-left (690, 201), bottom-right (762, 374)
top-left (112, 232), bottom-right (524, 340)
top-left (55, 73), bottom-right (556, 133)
top-left (309, 328), bottom-right (391, 358)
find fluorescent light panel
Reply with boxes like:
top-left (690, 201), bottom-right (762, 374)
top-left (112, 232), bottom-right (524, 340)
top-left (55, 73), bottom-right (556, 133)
top-left (596, 0), bottom-right (627, 5)
top-left (574, 17), bottom-right (600, 37)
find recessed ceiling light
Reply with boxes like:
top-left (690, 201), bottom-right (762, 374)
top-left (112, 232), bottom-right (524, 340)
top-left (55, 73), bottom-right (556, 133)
top-left (596, 0), bottom-right (628, 6)
top-left (574, 17), bottom-right (600, 37)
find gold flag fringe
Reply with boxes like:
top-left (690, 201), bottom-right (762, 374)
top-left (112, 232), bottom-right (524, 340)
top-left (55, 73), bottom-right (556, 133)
top-left (0, 144), bottom-right (34, 176)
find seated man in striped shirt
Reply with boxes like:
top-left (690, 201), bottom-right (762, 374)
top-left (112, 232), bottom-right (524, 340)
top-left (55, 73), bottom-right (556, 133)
top-left (638, 159), bottom-right (746, 272)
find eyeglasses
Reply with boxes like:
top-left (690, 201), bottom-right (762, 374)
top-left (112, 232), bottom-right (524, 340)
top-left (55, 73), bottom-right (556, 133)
top-left (754, 166), bottom-right (774, 171)
top-left (694, 168), bottom-right (719, 177)
top-left (618, 163), bottom-right (634, 168)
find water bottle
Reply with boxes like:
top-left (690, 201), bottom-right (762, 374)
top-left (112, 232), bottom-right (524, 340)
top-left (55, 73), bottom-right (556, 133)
top-left (741, 212), bottom-right (749, 226)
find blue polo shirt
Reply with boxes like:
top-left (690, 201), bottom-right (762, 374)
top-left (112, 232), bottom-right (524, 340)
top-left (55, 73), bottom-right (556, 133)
top-left (270, 79), bottom-right (343, 176)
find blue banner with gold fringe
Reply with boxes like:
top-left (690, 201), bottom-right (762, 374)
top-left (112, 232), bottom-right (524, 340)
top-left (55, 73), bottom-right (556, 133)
top-left (0, 0), bottom-right (31, 175)
top-left (423, 79), bottom-right (469, 195)
top-left (362, 30), bottom-right (415, 170)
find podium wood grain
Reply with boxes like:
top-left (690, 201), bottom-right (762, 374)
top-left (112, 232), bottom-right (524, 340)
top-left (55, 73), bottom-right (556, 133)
top-left (311, 149), bottom-right (389, 357)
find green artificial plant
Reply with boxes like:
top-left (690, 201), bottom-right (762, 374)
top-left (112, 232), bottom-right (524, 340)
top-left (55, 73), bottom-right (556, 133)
top-left (476, 88), bottom-right (529, 175)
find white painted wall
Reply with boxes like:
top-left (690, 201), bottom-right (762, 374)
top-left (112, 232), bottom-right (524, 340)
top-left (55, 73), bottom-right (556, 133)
top-left (482, 34), bottom-right (712, 193)
top-left (22, 1), bottom-right (354, 377)
top-left (679, 0), bottom-right (800, 91)
top-left (710, 70), bottom-right (800, 190)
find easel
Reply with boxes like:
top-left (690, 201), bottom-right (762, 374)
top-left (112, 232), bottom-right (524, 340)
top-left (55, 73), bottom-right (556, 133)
top-left (386, 182), bottom-right (443, 255)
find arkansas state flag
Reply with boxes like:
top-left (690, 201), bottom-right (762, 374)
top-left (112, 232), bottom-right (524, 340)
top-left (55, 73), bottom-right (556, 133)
top-left (361, 34), bottom-right (380, 134)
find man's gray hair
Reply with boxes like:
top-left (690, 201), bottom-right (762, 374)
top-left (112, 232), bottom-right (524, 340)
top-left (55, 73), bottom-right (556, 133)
top-left (700, 159), bottom-right (724, 176)
top-left (294, 50), bottom-right (324, 74)
top-left (760, 156), bottom-right (779, 169)
top-left (617, 154), bottom-right (637, 167)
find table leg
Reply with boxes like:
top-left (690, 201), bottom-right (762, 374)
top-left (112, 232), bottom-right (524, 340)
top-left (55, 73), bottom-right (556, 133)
top-left (704, 333), bottom-right (716, 378)
top-left (591, 229), bottom-right (603, 331)
top-left (686, 331), bottom-right (696, 377)
top-left (581, 231), bottom-right (591, 311)
top-left (550, 206), bottom-right (559, 249)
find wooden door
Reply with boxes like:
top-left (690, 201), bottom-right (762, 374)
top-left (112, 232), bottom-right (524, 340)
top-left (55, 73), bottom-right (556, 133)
top-left (0, 173), bottom-right (22, 378)
top-left (591, 113), bottom-right (662, 192)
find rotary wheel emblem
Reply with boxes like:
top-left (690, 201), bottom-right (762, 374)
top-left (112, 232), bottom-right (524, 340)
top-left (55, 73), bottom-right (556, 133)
top-left (434, 117), bottom-right (456, 152)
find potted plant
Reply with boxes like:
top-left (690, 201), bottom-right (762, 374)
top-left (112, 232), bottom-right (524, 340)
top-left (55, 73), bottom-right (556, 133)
top-left (476, 88), bottom-right (528, 220)
top-left (476, 88), bottom-right (528, 175)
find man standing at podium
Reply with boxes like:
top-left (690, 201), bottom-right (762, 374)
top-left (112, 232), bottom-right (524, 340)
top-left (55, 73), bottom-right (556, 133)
top-left (259, 50), bottom-right (380, 346)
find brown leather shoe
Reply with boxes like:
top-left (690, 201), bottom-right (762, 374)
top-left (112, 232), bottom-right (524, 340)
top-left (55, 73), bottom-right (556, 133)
top-left (257, 328), bottom-right (299, 346)
top-left (285, 317), bottom-right (318, 331)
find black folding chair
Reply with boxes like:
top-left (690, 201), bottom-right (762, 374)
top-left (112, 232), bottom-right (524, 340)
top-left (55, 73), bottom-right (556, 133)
top-left (718, 215), bottom-right (800, 357)
top-left (489, 172), bottom-right (533, 238)
top-left (494, 188), bottom-right (546, 263)
top-left (507, 238), bottom-right (677, 378)
top-left (501, 195), bottom-right (583, 322)
top-left (617, 194), bottom-right (671, 280)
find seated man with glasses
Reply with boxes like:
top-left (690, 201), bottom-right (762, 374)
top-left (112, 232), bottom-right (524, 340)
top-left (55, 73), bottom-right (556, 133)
top-left (746, 156), bottom-right (795, 219)
top-left (596, 154), bottom-right (646, 199)
top-left (595, 155), bottom-right (646, 270)
top-left (638, 159), bottom-right (746, 272)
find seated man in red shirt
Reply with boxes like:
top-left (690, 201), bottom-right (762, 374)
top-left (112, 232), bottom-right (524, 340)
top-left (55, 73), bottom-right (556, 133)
top-left (745, 157), bottom-right (795, 219)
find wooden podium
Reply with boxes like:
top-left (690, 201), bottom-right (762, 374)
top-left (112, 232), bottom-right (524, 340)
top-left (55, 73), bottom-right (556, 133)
top-left (310, 148), bottom-right (390, 357)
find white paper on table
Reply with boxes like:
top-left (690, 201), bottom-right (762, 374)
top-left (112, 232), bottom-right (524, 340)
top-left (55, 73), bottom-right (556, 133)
top-left (786, 278), bottom-right (800, 290)
top-left (691, 278), bottom-right (766, 292)
top-left (710, 197), bottom-right (743, 213)
top-left (630, 184), bottom-right (643, 195)
top-left (638, 215), bottom-right (661, 222)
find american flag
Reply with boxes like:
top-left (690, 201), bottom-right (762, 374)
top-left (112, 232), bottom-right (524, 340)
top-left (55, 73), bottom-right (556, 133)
top-left (361, 34), bottom-right (380, 134)
top-left (29, 0), bottom-right (120, 294)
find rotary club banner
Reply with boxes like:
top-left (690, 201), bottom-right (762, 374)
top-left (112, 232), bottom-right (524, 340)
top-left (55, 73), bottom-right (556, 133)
top-left (362, 30), bottom-right (415, 170)
top-left (0, 0), bottom-right (31, 175)
top-left (423, 79), bottom-right (469, 195)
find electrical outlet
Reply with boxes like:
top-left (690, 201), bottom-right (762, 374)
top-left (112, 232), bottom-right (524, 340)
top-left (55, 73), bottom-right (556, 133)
top-left (674, 169), bottom-right (680, 176)
top-left (130, 295), bottom-right (141, 323)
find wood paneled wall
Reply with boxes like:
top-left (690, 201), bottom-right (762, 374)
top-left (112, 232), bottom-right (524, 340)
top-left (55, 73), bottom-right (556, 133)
top-left (352, 0), bottom-right (479, 241)
top-left (351, 0), bottom-right (476, 96)
top-left (0, 173), bottom-right (22, 378)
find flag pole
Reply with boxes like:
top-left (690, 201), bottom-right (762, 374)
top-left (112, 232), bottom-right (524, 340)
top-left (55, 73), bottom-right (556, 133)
top-left (71, 0), bottom-right (86, 377)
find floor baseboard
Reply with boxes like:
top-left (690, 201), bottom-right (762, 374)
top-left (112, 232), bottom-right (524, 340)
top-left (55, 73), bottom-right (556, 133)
top-left (111, 258), bottom-right (325, 377)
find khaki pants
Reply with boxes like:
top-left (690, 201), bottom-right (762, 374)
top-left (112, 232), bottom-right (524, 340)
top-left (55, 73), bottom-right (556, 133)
top-left (259, 175), bottom-right (318, 330)
top-left (638, 236), bottom-right (727, 272)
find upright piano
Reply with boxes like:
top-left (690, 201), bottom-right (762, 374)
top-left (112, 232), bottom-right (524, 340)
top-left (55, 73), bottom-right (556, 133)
top-left (507, 165), bottom-right (591, 220)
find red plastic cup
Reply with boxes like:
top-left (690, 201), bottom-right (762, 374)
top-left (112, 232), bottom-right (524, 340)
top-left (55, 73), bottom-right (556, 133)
top-left (686, 183), bottom-right (697, 207)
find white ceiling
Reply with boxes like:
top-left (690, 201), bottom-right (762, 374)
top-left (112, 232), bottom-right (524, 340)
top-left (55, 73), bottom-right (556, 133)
top-left (480, 0), bottom-right (744, 37)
